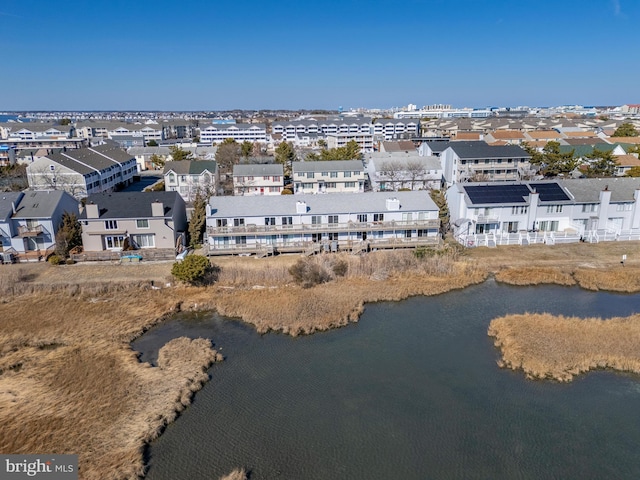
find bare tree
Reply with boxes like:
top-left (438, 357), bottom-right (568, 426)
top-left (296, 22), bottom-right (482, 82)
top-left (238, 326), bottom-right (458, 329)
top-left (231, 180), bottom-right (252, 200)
top-left (405, 160), bottom-right (427, 190)
top-left (27, 166), bottom-right (87, 198)
top-left (379, 160), bottom-right (404, 191)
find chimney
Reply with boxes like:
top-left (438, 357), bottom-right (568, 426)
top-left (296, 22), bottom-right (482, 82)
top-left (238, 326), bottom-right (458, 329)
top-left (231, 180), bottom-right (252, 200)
top-left (296, 201), bottom-right (307, 214)
top-left (86, 202), bottom-right (99, 218)
top-left (385, 197), bottom-right (400, 211)
top-left (151, 200), bottom-right (164, 217)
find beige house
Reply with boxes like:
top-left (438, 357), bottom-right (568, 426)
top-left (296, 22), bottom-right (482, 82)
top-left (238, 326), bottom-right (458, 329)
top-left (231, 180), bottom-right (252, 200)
top-left (79, 192), bottom-right (187, 252)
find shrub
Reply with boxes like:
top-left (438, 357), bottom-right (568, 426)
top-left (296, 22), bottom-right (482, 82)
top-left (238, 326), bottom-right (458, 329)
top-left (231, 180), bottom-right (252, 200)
top-left (332, 260), bottom-right (348, 277)
top-left (48, 255), bottom-right (63, 265)
top-left (289, 257), bottom-right (331, 288)
top-left (65, 259), bottom-right (75, 265)
top-left (171, 255), bottom-right (218, 285)
top-left (281, 188), bottom-right (293, 195)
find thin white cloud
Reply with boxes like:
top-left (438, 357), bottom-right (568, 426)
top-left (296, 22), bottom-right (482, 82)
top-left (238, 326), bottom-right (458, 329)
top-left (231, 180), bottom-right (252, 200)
top-left (612, 0), bottom-right (622, 16)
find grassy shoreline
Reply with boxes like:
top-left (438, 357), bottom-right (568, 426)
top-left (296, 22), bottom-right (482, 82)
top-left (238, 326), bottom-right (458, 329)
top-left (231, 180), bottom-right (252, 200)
top-left (2, 242), bottom-right (640, 477)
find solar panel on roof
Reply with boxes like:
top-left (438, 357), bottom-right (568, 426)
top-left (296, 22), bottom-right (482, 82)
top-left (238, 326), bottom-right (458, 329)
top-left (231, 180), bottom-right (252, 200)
top-left (465, 184), bottom-right (530, 204)
top-left (530, 183), bottom-right (570, 202)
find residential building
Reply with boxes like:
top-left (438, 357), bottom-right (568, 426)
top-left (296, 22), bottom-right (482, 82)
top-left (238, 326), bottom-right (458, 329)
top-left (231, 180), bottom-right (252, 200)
top-left (372, 119), bottom-right (420, 140)
top-left (366, 153), bottom-right (442, 191)
top-left (0, 145), bottom-right (16, 166)
top-left (0, 190), bottom-right (79, 261)
top-left (79, 192), bottom-right (187, 252)
top-left (292, 160), bottom-right (366, 194)
top-left (326, 133), bottom-right (374, 152)
top-left (128, 145), bottom-right (217, 171)
top-left (26, 144), bottom-right (137, 198)
top-left (446, 178), bottom-right (640, 247)
top-left (233, 164), bottom-right (284, 196)
top-left (205, 191), bottom-right (440, 255)
top-left (199, 124), bottom-right (267, 144)
top-left (163, 160), bottom-right (217, 203)
top-left (440, 141), bottom-right (531, 185)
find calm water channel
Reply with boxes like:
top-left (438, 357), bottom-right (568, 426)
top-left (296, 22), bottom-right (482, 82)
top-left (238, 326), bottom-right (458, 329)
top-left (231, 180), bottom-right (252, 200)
top-left (134, 280), bottom-right (640, 479)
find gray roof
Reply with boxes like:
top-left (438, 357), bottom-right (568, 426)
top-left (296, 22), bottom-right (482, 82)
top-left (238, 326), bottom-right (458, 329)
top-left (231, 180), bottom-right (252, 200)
top-left (0, 192), bottom-right (23, 222)
top-left (368, 155), bottom-right (441, 171)
top-left (422, 140), bottom-right (451, 153)
top-left (10, 124), bottom-right (73, 133)
top-left (47, 145), bottom-right (134, 175)
top-left (200, 123), bottom-right (266, 130)
top-left (12, 190), bottom-right (73, 219)
top-left (208, 191), bottom-right (438, 218)
top-left (292, 160), bottom-right (364, 173)
top-left (447, 141), bottom-right (530, 159)
top-left (233, 164), bottom-right (283, 176)
top-left (559, 178), bottom-right (640, 203)
top-left (80, 192), bottom-right (182, 220)
top-left (164, 160), bottom-right (217, 175)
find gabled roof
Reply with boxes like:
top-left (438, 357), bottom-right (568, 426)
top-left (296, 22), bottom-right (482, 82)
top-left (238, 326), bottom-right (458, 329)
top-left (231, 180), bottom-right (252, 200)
top-left (233, 163), bottom-right (283, 176)
top-left (163, 160), bottom-right (217, 175)
top-left (446, 141), bottom-right (530, 159)
top-left (559, 178), bottom-right (640, 203)
top-left (46, 145), bottom-right (134, 175)
top-left (12, 190), bottom-right (74, 219)
top-left (208, 191), bottom-right (438, 218)
top-left (292, 160), bottom-right (364, 173)
top-left (616, 155), bottom-right (640, 167)
top-left (381, 141), bottom-right (416, 152)
top-left (489, 130), bottom-right (525, 140)
top-left (0, 192), bottom-right (23, 222)
top-left (80, 192), bottom-right (182, 220)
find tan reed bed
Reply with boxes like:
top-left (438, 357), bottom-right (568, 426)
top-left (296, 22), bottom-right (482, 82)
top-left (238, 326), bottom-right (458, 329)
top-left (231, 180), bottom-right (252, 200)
top-left (494, 266), bottom-right (576, 286)
top-left (0, 288), bottom-right (222, 480)
top-left (488, 313), bottom-right (640, 382)
top-left (218, 468), bottom-right (248, 480)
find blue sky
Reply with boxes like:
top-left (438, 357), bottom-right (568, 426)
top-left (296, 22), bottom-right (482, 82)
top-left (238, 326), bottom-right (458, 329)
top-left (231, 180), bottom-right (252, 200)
top-left (1, 0), bottom-right (638, 111)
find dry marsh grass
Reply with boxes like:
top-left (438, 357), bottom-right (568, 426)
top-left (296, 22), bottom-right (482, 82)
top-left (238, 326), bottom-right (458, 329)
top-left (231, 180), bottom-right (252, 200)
top-left (0, 290), bottom-right (220, 480)
top-left (494, 267), bottom-right (576, 286)
top-left (488, 313), bottom-right (640, 382)
top-left (219, 468), bottom-right (248, 480)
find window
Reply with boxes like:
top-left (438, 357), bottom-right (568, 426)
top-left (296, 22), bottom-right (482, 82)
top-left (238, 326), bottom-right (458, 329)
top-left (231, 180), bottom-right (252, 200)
top-left (582, 204), bottom-right (597, 213)
top-left (306, 172), bottom-right (315, 179)
top-left (217, 219), bottom-right (228, 227)
top-left (105, 220), bottom-right (118, 230)
top-left (328, 215), bottom-right (338, 225)
top-left (330, 171), bottom-right (338, 178)
top-left (136, 219), bottom-right (149, 229)
top-left (263, 176), bottom-right (269, 180)
top-left (321, 172), bottom-right (328, 177)
top-left (265, 217), bottom-right (276, 225)
top-left (105, 235), bottom-right (125, 249)
top-left (344, 171), bottom-right (352, 178)
top-left (616, 203), bottom-right (632, 212)
top-left (511, 206), bottom-right (528, 215)
top-left (503, 221), bottom-right (519, 233)
top-left (539, 221), bottom-right (558, 231)
top-left (374, 213), bottom-right (384, 222)
top-left (311, 215), bottom-right (322, 225)
top-left (546, 205), bottom-right (563, 213)
top-left (269, 186), bottom-right (280, 193)
top-left (325, 182), bottom-right (337, 188)
top-left (302, 183), bottom-right (313, 189)
top-left (345, 182), bottom-right (356, 188)
top-left (282, 216), bottom-right (293, 226)
top-left (357, 214), bottom-right (368, 223)
top-left (273, 176), bottom-right (281, 182)
top-left (233, 218), bottom-right (245, 227)
top-left (168, 173), bottom-right (176, 184)
top-left (132, 234), bottom-right (154, 248)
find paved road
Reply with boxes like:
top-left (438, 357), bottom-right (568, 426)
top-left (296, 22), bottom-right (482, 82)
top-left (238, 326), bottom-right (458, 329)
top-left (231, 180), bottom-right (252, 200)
top-left (120, 171), bottom-right (162, 192)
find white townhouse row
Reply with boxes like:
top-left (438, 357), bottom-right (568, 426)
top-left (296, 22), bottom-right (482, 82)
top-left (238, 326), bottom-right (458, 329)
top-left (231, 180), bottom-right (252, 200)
top-left (447, 178), bottom-right (640, 247)
top-left (163, 160), bottom-right (218, 203)
top-left (232, 164), bottom-right (284, 196)
top-left (26, 145), bottom-right (137, 199)
top-left (292, 160), bottom-right (366, 194)
top-left (199, 124), bottom-right (267, 144)
top-left (271, 118), bottom-right (420, 143)
top-left (366, 153), bottom-right (443, 191)
top-left (205, 191), bottom-right (441, 255)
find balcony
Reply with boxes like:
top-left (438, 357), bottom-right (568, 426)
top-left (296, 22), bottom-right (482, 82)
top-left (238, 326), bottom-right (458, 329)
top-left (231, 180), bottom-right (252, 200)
top-left (18, 224), bottom-right (45, 237)
top-left (207, 219), bottom-right (440, 237)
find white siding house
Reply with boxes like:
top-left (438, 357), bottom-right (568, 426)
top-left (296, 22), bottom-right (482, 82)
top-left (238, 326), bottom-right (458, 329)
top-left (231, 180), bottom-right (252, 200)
top-left (233, 164), bottom-right (284, 196)
top-left (292, 160), bottom-right (366, 194)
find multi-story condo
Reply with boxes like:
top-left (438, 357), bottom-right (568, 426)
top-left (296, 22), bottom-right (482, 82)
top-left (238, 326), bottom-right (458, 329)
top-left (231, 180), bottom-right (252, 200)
top-left (163, 160), bottom-right (217, 203)
top-left (440, 141), bottom-right (531, 185)
top-left (372, 119), bottom-right (420, 140)
top-left (26, 144), bottom-right (137, 198)
top-left (79, 192), bottom-right (187, 253)
top-left (326, 133), bottom-right (374, 152)
top-left (205, 191), bottom-right (440, 255)
top-left (292, 160), bottom-right (366, 194)
top-left (0, 123), bottom-right (86, 152)
top-left (366, 153), bottom-right (443, 191)
top-left (233, 164), bottom-right (284, 196)
top-left (199, 124), bottom-right (267, 144)
top-left (0, 190), bottom-right (79, 261)
top-left (447, 178), bottom-right (640, 247)
top-left (272, 117), bottom-right (372, 140)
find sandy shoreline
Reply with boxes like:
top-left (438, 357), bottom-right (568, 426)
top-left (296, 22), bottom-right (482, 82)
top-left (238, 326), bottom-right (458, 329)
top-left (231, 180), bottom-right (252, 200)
top-left (2, 242), bottom-right (640, 477)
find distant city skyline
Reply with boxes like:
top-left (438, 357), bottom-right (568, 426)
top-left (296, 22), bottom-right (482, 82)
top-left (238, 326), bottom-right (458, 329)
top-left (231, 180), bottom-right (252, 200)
top-left (1, 0), bottom-right (638, 111)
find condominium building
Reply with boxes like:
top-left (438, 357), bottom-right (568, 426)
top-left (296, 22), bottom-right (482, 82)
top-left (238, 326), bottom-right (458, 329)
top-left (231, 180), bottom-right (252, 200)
top-left (199, 124), bottom-right (267, 144)
top-left (292, 160), bottom-right (366, 194)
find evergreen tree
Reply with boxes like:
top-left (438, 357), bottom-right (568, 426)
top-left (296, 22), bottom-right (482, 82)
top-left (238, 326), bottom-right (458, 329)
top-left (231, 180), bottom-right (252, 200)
top-left (613, 122), bottom-right (639, 137)
top-left (189, 193), bottom-right (207, 248)
top-left (55, 212), bottom-right (83, 258)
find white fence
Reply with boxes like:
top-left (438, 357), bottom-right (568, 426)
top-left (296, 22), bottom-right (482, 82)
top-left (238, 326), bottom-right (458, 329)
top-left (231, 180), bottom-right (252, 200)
top-left (458, 229), bottom-right (640, 248)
